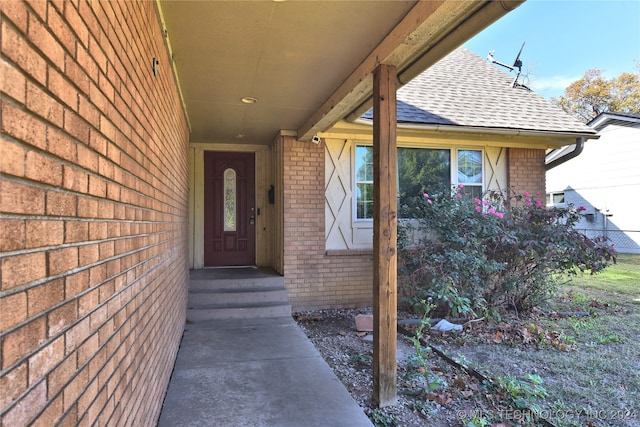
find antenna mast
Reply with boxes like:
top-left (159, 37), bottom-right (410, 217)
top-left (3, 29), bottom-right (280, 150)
top-left (487, 42), bottom-right (528, 89)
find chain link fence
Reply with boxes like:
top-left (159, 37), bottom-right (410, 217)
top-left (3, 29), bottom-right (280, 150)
top-left (576, 228), bottom-right (640, 255)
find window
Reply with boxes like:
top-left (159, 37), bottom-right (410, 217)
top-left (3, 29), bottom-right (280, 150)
top-left (355, 145), bottom-right (482, 220)
top-left (355, 146), bottom-right (374, 220)
top-left (397, 147), bottom-right (451, 208)
top-left (546, 191), bottom-right (565, 206)
top-left (457, 150), bottom-right (483, 199)
top-left (223, 168), bottom-right (236, 231)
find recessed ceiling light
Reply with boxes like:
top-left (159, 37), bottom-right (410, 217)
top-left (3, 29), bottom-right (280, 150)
top-left (235, 134), bottom-right (244, 139)
top-left (241, 97), bottom-right (258, 104)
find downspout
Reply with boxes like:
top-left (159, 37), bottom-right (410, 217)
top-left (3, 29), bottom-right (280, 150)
top-left (545, 137), bottom-right (585, 171)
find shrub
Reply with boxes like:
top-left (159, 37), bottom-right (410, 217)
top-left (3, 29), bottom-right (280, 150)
top-left (398, 187), bottom-right (616, 316)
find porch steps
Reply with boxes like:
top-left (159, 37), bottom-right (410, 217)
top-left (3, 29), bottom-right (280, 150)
top-left (187, 270), bottom-right (291, 321)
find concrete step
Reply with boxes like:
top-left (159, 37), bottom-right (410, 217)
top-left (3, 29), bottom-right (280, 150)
top-left (188, 288), bottom-right (289, 306)
top-left (187, 302), bottom-right (291, 321)
top-left (188, 270), bottom-right (290, 320)
top-left (189, 276), bottom-right (285, 292)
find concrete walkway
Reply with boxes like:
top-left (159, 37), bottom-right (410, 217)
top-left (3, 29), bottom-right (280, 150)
top-left (158, 316), bottom-right (372, 427)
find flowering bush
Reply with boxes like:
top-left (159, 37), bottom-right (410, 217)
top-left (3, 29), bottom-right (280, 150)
top-left (398, 186), bottom-right (616, 316)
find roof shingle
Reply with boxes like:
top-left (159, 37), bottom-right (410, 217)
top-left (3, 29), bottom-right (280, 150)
top-left (363, 47), bottom-right (596, 135)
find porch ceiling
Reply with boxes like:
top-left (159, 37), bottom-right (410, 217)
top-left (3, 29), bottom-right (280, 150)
top-left (157, 0), bottom-right (524, 145)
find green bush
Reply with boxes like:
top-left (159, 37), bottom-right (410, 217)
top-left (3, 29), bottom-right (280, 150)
top-left (398, 186), bottom-right (616, 315)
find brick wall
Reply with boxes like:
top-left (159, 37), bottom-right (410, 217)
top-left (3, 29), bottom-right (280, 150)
top-left (1, 1), bottom-right (189, 425)
top-left (282, 143), bottom-right (549, 311)
top-left (507, 148), bottom-right (546, 198)
top-left (282, 136), bottom-right (372, 310)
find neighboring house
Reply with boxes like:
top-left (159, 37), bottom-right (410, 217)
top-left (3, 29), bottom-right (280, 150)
top-left (0, 0), bottom-right (599, 424)
top-left (546, 112), bottom-right (640, 254)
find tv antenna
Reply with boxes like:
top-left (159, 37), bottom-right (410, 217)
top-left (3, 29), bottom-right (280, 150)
top-left (487, 42), bottom-right (529, 89)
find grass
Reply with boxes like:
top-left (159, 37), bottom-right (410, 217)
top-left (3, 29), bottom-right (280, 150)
top-left (536, 256), bottom-right (640, 425)
top-left (572, 253), bottom-right (640, 300)
top-left (436, 255), bottom-right (640, 427)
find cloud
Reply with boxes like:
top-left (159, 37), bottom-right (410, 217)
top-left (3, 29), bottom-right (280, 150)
top-left (529, 75), bottom-right (580, 93)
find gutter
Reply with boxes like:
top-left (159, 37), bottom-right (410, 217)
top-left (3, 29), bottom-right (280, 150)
top-left (545, 137), bottom-right (584, 171)
top-left (347, 119), bottom-right (598, 141)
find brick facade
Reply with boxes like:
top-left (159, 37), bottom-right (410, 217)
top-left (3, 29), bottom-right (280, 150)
top-left (1, 1), bottom-right (189, 425)
top-left (507, 147), bottom-right (546, 198)
top-left (282, 143), bottom-right (549, 311)
top-left (282, 136), bottom-right (372, 310)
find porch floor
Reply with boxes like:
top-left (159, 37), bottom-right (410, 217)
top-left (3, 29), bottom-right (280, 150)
top-left (158, 269), bottom-right (373, 427)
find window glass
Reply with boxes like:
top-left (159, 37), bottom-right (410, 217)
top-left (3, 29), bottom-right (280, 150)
top-left (355, 146), bottom-right (374, 219)
top-left (398, 147), bottom-right (451, 210)
top-left (553, 192), bottom-right (565, 204)
top-left (354, 145), bottom-right (484, 220)
top-left (355, 146), bottom-right (452, 220)
top-left (223, 168), bottom-right (236, 231)
top-left (457, 150), bottom-right (483, 198)
top-left (355, 145), bottom-right (373, 182)
top-left (546, 192), bottom-right (566, 205)
top-left (457, 150), bottom-right (482, 184)
top-left (356, 182), bottom-right (374, 220)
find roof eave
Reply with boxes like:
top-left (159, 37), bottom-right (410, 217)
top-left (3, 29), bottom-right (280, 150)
top-left (588, 112), bottom-right (640, 130)
top-left (354, 118), bottom-right (600, 141)
top-left (299, 0), bottom-right (525, 141)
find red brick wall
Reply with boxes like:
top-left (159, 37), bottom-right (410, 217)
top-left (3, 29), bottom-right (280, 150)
top-left (282, 137), bottom-right (372, 310)
top-left (1, 1), bottom-right (189, 425)
top-left (508, 148), bottom-right (546, 198)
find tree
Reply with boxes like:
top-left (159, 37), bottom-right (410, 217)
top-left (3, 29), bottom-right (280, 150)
top-left (552, 68), bottom-right (640, 123)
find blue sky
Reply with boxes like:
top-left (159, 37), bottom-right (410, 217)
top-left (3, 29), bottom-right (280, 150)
top-left (464, 0), bottom-right (640, 100)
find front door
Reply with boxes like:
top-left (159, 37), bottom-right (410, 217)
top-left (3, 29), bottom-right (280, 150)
top-left (204, 151), bottom-right (256, 266)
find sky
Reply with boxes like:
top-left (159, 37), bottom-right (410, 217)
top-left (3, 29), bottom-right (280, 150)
top-left (464, 0), bottom-right (640, 100)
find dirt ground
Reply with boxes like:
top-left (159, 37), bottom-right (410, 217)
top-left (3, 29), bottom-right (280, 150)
top-left (294, 290), bottom-right (639, 427)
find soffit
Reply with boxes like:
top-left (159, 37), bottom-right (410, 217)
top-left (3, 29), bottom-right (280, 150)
top-left (158, 1), bottom-right (523, 145)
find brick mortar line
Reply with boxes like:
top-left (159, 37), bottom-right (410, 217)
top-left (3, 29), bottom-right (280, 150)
top-left (0, 235), bottom-right (184, 306)
top-left (73, 259), bottom-right (186, 425)
top-left (0, 59), bottom-right (189, 207)
top-left (0, 127), bottom-right (188, 210)
top-left (0, 255), bottom-right (187, 422)
top-left (0, 173), bottom-right (188, 219)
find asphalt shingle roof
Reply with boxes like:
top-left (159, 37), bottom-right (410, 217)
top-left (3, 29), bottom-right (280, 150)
top-left (363, 47), bottom-right (596, 135)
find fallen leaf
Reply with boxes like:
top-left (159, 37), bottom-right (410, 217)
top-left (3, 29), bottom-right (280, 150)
top-left (424, 392), bottom-right (437, 401)
top-left (453, 378), bottom-right (466, 389)
top-left (520, 327), bottom-right (533, 344)
top-left (434, 392), bottom-right (452, 405)
top-left (494, 331), bottom-right (503, 343)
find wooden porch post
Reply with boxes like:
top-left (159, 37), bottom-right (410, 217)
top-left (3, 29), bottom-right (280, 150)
top-left (372, 63), bottom-right (397, 407)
